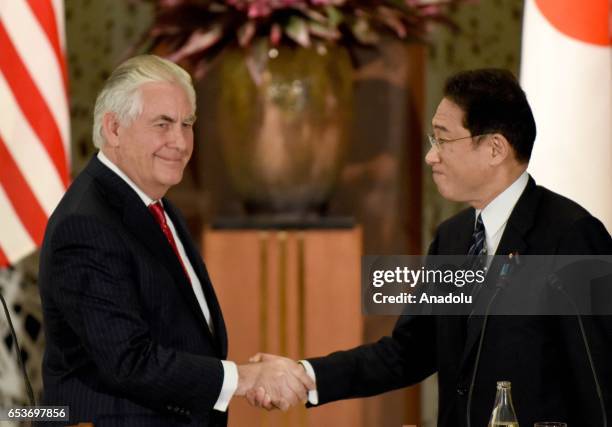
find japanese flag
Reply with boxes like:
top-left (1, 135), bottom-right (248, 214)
top-left (520, 0), bottom-right (611, 232)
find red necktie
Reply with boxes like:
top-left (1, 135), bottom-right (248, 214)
top-left (148, 201), bottom-right (191, 285)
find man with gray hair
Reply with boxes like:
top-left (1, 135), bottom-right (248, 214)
top-left (38, 55), bottom-right (313, 426)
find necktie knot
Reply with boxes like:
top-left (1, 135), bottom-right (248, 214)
top-left (148, 201), bottom-right (167, 228)
top-left (148, 201), bottom-right (191, 286)
top-left (468, 213), bottom-right (487, 257)
top-left (467, 213), bottom-right (488, 309)
top-left (475, 213), bottom-right (484, 234)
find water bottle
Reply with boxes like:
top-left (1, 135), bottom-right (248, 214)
top-left (489, 381), bottom-right (519, 427)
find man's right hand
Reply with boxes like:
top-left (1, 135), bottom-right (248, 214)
top-left (236, 353), bottom-right (315, 411)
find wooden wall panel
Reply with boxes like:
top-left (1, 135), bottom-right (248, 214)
top-left (203, 228), bottom-right (363, 427)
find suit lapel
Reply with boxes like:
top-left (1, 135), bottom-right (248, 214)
top-left (88, 156), bottom-right (217, 347)
top-left (445, 208), bottom-right (476, 255)
top-left (494, 177), bottom-right (540, 257)
top-left (164, 200), bottom-right (228, 357)
top-left (122, 202), bottom-right (216, 340)
top-left (458, 260), bottom-right (503, 372)
top-left (459, 177), bottom-right (541, 371)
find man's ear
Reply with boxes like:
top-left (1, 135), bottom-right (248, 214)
top-left (489, 133), bottom-right (511, 165)
top-left (101, 112), bottom-right (121, 147)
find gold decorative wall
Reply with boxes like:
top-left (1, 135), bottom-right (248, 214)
top-left (65, 0), bottom-right (153, 174)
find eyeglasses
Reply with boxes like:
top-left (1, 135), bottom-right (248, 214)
top-left (427, 133), bottom-right (489, 151)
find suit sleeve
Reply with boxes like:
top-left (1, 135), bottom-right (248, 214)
top-left (305, 235), bottom-right (441, 406)
top-left (555, 216), bottom-right (612, 255)
top-left (48, 215), bottom-right (224, 415)
top-left (306, 316), bottom-right (437, 406)
top-left (555, 215), bottom-right (612, 423)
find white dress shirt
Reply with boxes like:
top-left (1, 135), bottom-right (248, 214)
top-left (97, 151), bottom-right (238, 411)
top-left (301, 171), bottom-right (530, 405)
top-left (475, 170), bottom-right (529, 256)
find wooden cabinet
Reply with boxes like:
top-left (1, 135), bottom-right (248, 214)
top-left (203, 227), bottom-right (364, 427)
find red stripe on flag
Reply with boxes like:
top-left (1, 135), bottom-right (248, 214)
top-left (25, 0), bottom-right (69, 92)
top-left (0, 21), bottom-right (69, 187)
top-left (0, 136), bottom-right (48, 245)
top-left (0, 246), bottom-right (8, 267)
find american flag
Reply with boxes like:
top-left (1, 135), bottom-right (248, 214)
top-left (0, 0), bottom-right (70, 266)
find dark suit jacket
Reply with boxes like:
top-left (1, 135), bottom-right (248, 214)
top-left (38, 156), bottom-right (229, 426)
top-left (308, 177), bottom-right (612, 427)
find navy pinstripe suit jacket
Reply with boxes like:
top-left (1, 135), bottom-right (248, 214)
top-left (38, 156), bottom-right (229, 426)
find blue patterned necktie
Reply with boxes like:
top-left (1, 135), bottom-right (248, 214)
top-left (467, 213), bottom-right (487, 270)
top-left (467, 214), bottom-right (487, 316)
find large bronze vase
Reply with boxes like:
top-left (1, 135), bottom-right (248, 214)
top-left (215, 44), bottom-right (353, 218)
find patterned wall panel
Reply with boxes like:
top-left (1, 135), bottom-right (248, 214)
top-left (65, 0), bottom-right (153, 174)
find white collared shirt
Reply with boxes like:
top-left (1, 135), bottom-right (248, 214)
top-left (97, 151), bottom-right (237, 411)
top-left (475, 170), bottom-right (529, 255)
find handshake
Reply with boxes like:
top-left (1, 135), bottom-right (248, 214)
top-left (235, 353), bottom-right (316, 411)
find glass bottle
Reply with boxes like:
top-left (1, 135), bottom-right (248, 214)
top-left (488, 381), bottom-right (519, 427)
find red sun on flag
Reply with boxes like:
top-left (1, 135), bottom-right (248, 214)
top-left (522, 0), bottom-right (612, 233)
top-left (535, 0), bottom-right (610, 46)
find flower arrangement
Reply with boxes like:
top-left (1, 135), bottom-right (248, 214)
top-left (136, 0), bottom-right (460, 77)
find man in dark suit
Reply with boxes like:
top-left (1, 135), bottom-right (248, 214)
top-left (38, 55), bottom-right (313, 426)
top-left (251, 69), bottom-right (612, 426)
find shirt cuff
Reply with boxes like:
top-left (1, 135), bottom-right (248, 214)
top-left (298, 360), bottom-right (319, 405)
top-left (214, 360), bottom-right (238, 412)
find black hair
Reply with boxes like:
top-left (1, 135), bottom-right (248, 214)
top-left (443, 68), bottom-right (536, 163)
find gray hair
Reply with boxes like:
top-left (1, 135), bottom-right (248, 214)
top-left (92, 54), bottom-right (196, 148)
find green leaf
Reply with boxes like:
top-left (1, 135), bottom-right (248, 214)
top-left (309, 21), bottom-right (341, 40)
top-left (209, 2), bottom-right (227, 13)
top-left (286, 16), bottom-right (311, 47)
top-left (325, 5), bottom-right (344, 27)
top-left (302, 8), bottom-right (328, 24)
top-left (167, 25), bottom-right (223, 62)
top-left (377, 6), bottom-right (407, 38)
top-left (351, 16), bottom-right (380, 44)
